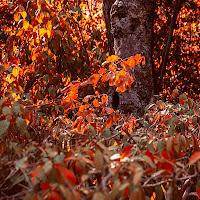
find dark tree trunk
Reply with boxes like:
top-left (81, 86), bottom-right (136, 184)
top-left (103, 0), bottom-right (115, 55)
top-left (103, 0), bottom-right (156, 117)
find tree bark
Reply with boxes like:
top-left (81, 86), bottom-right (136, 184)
top-left (103, 0), bottom-right (156, 117)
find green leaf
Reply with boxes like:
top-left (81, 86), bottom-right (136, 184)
top-left (2, 106), bottom-right (12, 116)
top-left (15, 157), bottom-right (28, 169)
top-left (157, 140), bottom-right (166, 152)
top-left (88, 125), bottom-right (96, 136)
top-left (0, 120), bottom-right (10, 139)
top-left (11, 174), bottom-right (25, 188)
top-left (103, 127), bottom-right (111, 138)
top-left (11, 105), bottom-right (21, 115)
top-left (16, 117), bottom-right (27, 135)
top-left (10, 142), bottom-right (22, 156)
top-left (7, 66), bottom-right (13, 73)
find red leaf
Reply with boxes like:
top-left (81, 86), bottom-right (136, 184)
top-left (55, 163), bottom-right (76, 186)
top-left (179, 94), bottom-right (187, 106)
top-left (196, 189), bottom-right (200, 199)
top-left (48, 191), bottom-right (61, 200)
top-left (189, 151), bottom-right (200, 165)
top-left (0, 142), bottom-right (5, 155)
top-left (90, 122), bottom-right (97, 129)
top-left (41, 182), bottom-right (50, 190)
top-left (121, 145), bottom-right (133, 159)
top-left (31, 165), bottom-right (44, 184)
top-left (145, 150), bottom-right (155, 162)
top-left (192, 133), bottom-right (198, 153)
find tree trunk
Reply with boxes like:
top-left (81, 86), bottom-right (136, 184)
top-left (103, 0), bottom-right (156, 117)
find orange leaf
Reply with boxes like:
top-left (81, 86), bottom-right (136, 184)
top-left (189, 151), bottom-right (200, 165)
top-left (101, 73), bottom-right (108, 82)
top-left (101, 94), bottom-right (108, 104)
top-left (106, 55), bottom-right (119, 63)
top-left (61, 90), bottom-right (78, 105)
top-left (14, 12), bottom-right (20, 22)
top-left (121, 56), bottom-right (136, 70)
top-left (141, 56), bottom-right (145, 65)
top-left (104, 107), bottom-right (114, 114)
top-left (88, 74), bottom-right (100, 88)
top-left (106, 115), bottom-right (113, 128)
top-left (16, 28), bottom-right (24, 37)
top-left (116, 85), bottom-right (126, 92)
top-left (98, 68), bottom-right (106, 74)
top-left (78, 105), bottom-right (88, 116)
top-left (113, 115), bottom-right (120, 123)
top-left (93, 99), bottom-right (99, 107)
top-left (134, 54), bottom-right (142, 65)
top-left (3, 62), bottom-right (9, 70)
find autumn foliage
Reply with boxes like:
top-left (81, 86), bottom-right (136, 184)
top-left (0, 0), bottom-right (200, 200)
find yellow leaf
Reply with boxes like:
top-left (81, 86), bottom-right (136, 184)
top-left (23, 20), bottom-right (29, 30)
top-left (8, 75), bottom-right (15, 84)
top-left (21, 11), bottom-right (27, 19)
top-left (39, 28), bottom-right (46, 37)
top-left (47, 30), bottom-right (51, 38)
top-left (37, 12), bottom-right (44, 23)
top-left (13, 67), bottom-right (20, 77)
top-left (46, 21), bottom-right (52, 31)
top-left (106, 55), bottom-right (119, 63)
top-left (14, 13), bottom-right (20, 22)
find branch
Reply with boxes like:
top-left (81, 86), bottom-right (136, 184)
top-left (157, 0), bottom-right (185, 92)
top-left (142, 179), bottom-right (172, 188)
top-left (70, 17), bottom-right (91, 71)
top-left (101, 173), bottom-right (112, 194)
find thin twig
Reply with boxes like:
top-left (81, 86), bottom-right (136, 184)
top-left (101, 173), bottom-right (112, 194)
